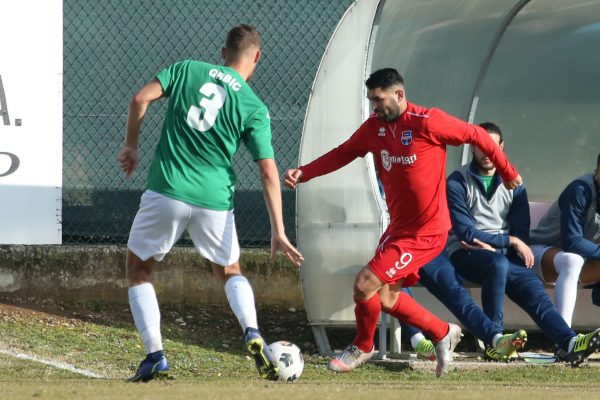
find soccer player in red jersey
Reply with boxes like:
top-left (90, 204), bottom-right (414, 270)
top-left (284, 68), bottom-right (522, 377)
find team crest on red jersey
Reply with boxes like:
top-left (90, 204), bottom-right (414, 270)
top-left (401, 131), bottom-right (412, 145)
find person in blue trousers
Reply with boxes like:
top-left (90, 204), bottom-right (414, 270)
top-left (444, 122), bottom-right (600, 365)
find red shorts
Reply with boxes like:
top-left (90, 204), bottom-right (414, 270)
top-left (368, 232), bottom-right (448, 287)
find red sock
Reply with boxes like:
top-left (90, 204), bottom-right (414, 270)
top-left (387, 291), bottom-right (449, 343)
top-left (352, 293), bottom-right (381, 352)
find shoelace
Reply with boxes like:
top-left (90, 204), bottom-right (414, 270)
top-left (340, 345), bottom-right (361, 362)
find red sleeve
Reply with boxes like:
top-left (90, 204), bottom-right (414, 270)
top-left (299, 126), bottom-right (369, 183)
top-left (425, 109), bottom-right (519, 182)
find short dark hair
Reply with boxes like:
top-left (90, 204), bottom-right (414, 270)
top-left (225, 24), bottom-right (261, 58)
top-left (365, 68), bottom-right (404, 90)
top-left (478, 122), bottom-right (503, 144)
top-left (597, 152), bottom-right (600, 169)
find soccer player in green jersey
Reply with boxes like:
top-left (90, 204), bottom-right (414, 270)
top-left (118, 24), bottom-right (303, 382)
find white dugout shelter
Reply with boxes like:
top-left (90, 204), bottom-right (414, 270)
top-left (298, 0), bottom-right (600, 356)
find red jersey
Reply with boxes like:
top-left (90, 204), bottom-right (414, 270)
top-left (299, 102), bottom-right (518, 237)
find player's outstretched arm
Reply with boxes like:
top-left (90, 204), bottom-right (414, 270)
top-left (258, 159), bottom-right (304, 266)
top-left (471, 125), bottom-right (521, 189)
top-left (284, 130), bottom-right (366, 188)
top-left (118, 79), bottom-right (164, 178)
top-left (428, 110), bottom-right (520, 185)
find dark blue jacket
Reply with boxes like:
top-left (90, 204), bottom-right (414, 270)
top-left (446, 162), bottom-right (530, 257)
top-left (530, 174), bottom-right (600, 259)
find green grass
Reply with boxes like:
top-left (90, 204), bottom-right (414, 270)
top-left (1, 299), bottom-right (600, 399)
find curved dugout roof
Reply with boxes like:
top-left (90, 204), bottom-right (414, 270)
top-left (299, 0), bottom-right (600, 326)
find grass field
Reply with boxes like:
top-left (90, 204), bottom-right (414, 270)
top-left (1, 298), bottom-right (600, 399)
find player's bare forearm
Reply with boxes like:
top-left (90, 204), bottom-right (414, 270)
top-left (259, 158), bottom-right (286, 235)
top-left (124, 80), bottom-right (164, 147)
top-left (118, 101), bottom-right (146, 178)
top-left (119, 80), bottom-right (164, 178)
top-left (259, 159), bottom-right (304, 266)
top-left (124, 101), bottom-right (145, 148)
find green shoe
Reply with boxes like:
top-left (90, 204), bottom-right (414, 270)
top-left (484, 346), bottom-right (518, 362)
top-left (484, 345), bottom-right (503, 362)
top-left (494, 330), bottom-right (527, 360)
top-left (415, 338), bottom-right (436, 361)
top-left (565, 328), bottom-right (600, 367)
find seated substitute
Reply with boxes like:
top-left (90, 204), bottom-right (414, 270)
top-left (529, 153), bottom-right (600, 327)
top-left (446, 122), bottom-right (600, 366)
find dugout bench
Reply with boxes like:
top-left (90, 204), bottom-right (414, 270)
top-left (308, 202), bottom-right (600, 358)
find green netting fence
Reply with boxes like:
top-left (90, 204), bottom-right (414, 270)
top-left (63, 0), bottom-right (353, 245)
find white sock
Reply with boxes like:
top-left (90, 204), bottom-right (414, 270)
top-left (410, 333), bottom-right (426, 349)
top-left (224, 275), bottom-right (258, 332)
top-left (553, 252), bottom-right (585, 327)
top-left (129, 283), bottom-right (163, 354)
top-left (492, 333), bottom-right (503, 348)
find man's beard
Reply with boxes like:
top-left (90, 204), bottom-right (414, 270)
top-left (380, 109), bottom-right (400, 122)
top-left (473, 157), bottom-right (495, 172)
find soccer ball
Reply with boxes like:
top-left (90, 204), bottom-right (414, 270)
top-left (268, 340), bottom-right (304, 382)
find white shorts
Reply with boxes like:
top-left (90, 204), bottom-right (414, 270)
top-left (531, 244), bottom-right (552, 283)
top-left (128, 190), bottom-right (240, 266)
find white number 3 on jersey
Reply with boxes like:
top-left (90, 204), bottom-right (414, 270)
top-left (187, 83), bottom-right (227, 132)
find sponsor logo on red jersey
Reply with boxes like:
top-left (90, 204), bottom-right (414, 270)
top-left (381, 150), bottom-right (417, 171)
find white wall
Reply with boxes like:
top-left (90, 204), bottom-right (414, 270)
top-left (0, 0), bottom-right (63, 244)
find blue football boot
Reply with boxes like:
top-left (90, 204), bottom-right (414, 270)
top-left (127, 350), bottom-right (171, 382)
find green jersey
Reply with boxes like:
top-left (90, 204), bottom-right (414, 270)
top-left (147, 60), bottom-right (274, 210)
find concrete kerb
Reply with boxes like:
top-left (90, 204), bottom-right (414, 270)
top-left (0, 245), bottom-right (304, 307)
